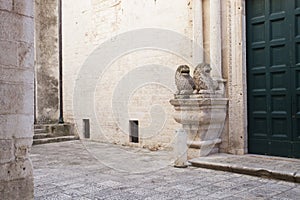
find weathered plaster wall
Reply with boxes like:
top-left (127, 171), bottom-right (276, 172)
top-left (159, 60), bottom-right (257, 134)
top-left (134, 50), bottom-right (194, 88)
top-left (35, 0), bottom-right (59, 123)
top-left (0, 0), bottom-right (34, 199)
top-left (63, 0), bottom-right (195, 149)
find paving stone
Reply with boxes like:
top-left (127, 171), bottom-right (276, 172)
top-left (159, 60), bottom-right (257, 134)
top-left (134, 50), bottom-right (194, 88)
top-left (31, 141), bottom-right (300, 199)
top-left (38, 193), bottom-right (73, 200)
top-left (189, 178), bottom-right (216, 187)
top-left (189, 187), bottom-right (212, 196)
top-left (97, 180), bottom-right (122, 188)
top-left (34, 187), bottom-right (61, 198)
top-left (275, 187), bottom-right (300, 199)
top-left (34, 183), bottom-right (57, 191)
top-left (143, 193), bottom-right (175, 200)
top-left (212, 180), bottom-right (243, 188)
top-left (249, 186), bottom-right (282, 197)
top-left (52, 178), bottom-right (83, 187)
top-left (90, 188), bottom-right (126, 199)
top-left (271, 196), bottom-right (296, 200)
top-left (263, 182), bottom-right (294, 193)
top-left (77, 184), bottom-right (108, 194)
top-left (207, 186), bottom-right (245, 199)
top-left (234, 180), bottom-right (262, 190)
top-left (178, 192), bottom-right (199, 199)
top-left (233, 191), bottom-right (267, 200)
top-left (104, 193), bottom-right (144, 200)
top-left (170, 183), bottom-right (200, 192)
top-left (221, 195), bottom-right (249, 200)
top-left (139, 183), bottom-right (162, 190)
top-left (124, 187), bottom-right (160, 197)
top-left (71, 197), bottom-right (92, 200)
top-left (63, 189), bottom-right (87, 197)
top-left (189, 196), bottom-right (217, 200)
top-left (152, 189), bottom-right (183, 199)
top-left (62, 183), bottom-right (86, 190)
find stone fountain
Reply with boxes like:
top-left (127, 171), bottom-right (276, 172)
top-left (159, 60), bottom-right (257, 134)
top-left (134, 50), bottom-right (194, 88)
top-left (170, 63), bottom-right (228, 160)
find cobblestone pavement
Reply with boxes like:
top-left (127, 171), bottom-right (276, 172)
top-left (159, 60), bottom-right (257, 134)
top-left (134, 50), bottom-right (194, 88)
top-left (31, 141), bottom-right (300, 200)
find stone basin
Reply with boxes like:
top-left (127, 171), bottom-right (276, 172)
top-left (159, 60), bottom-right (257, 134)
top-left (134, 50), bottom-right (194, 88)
top-left (170, 94), bottom-right (228, 158)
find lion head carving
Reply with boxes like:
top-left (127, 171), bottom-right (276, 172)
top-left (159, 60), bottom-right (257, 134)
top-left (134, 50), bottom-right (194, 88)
top-left (175, 65), bottom-right (195, 95)
top-left (193, 63), bottom-right (218, 93)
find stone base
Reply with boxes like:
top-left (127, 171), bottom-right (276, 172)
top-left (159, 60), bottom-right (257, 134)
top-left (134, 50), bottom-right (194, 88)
top-left (0, 177), bottom-right (34, 200)
top-left (188, 148), bottom-right (200, 160)
top-left (187, 145), bottom-right (220, 160)
top-left (173, 129), bottom-right (188, 167)
top-left (187, 138), bottom-right (221, 158)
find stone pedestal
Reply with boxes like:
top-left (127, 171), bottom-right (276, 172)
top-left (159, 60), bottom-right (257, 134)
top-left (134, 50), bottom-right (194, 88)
top-left (170, 93), bottom-right (227, 159)
top-left (174, 129), bottom-right (188, 168)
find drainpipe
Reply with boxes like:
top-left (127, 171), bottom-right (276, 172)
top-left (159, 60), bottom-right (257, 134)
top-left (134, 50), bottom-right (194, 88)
top-left (58, 0), bottom-right (64, 124)
top-left (34, 74), bottom-right (36, 124)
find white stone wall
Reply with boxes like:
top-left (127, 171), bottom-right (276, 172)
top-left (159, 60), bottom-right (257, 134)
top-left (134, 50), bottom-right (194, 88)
top-left (63, 0), bottom-right (195, 149)
top-left (0, 0), bottom-right (34, 198)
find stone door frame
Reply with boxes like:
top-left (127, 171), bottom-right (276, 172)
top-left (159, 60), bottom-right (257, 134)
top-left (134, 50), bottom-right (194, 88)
top-left (223, 0), bottom-right (248, 155)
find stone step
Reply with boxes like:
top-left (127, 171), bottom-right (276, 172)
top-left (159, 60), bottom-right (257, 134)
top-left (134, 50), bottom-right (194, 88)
top-left (34, 128), bottom-right (48, 134)
top-left (34, 123), bottom-right (74, 137)
top-left (34, 124), bottom-right (46, 130)
top-left (33, 136), bottom-right (79, 145)
top-left (189, 153), bottom-right (300, 183)
top-left (33, 133), bottom-right (50, 139)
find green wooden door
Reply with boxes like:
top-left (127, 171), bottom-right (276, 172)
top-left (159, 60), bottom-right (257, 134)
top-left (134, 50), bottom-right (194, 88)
top-left (247, 0), bottom-right (300, 158)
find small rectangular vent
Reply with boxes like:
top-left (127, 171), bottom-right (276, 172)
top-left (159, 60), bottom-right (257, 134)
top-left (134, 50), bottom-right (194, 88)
top-left (129, 120), bottom-right (139, 143)
top-left (83, 119), bottom-right (90, 139)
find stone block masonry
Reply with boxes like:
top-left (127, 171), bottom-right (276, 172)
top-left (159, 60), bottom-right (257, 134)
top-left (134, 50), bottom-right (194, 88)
top-left (0, 0), bottom-right (34, 199)
top-left (63, 0), bottom-right (192, 149)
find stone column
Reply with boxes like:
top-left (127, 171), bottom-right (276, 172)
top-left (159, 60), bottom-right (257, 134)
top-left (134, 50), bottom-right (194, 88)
top-left (220, 0), bottom-right (247, 155)
top-left (35, 0), bottom-right (59, 123)
top-left (0, 0), bottom-right (34, 199)
top-left (227, 0), bottom-right (247, 155)
top-left (209, 0), bottom-right (222, 79)
top-left (193, 0), bottom-right (204, 65)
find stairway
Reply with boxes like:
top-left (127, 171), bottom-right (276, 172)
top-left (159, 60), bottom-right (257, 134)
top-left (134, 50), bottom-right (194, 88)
top-left (33, 123), bottom-right (79, 145)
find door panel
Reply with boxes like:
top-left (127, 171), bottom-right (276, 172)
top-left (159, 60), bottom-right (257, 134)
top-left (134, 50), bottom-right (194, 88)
top-left (247, 0), bottom-right (299, 158)
top-left (293, 1), bottom-right (300, 157)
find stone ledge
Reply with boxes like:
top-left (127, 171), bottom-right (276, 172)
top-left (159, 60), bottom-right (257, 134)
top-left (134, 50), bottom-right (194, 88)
top-left (189, 153), bottom-right (300, 183)
top-left (33, 136), bottom-right (79, 145)
top-left (34, 123), bottom-right (75, 137)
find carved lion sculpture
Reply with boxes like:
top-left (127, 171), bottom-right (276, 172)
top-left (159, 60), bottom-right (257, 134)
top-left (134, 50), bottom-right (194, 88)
top-left (193, 63), bottom-right (218, 93)
top-left (175, 65), bottom-right (195, 95)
